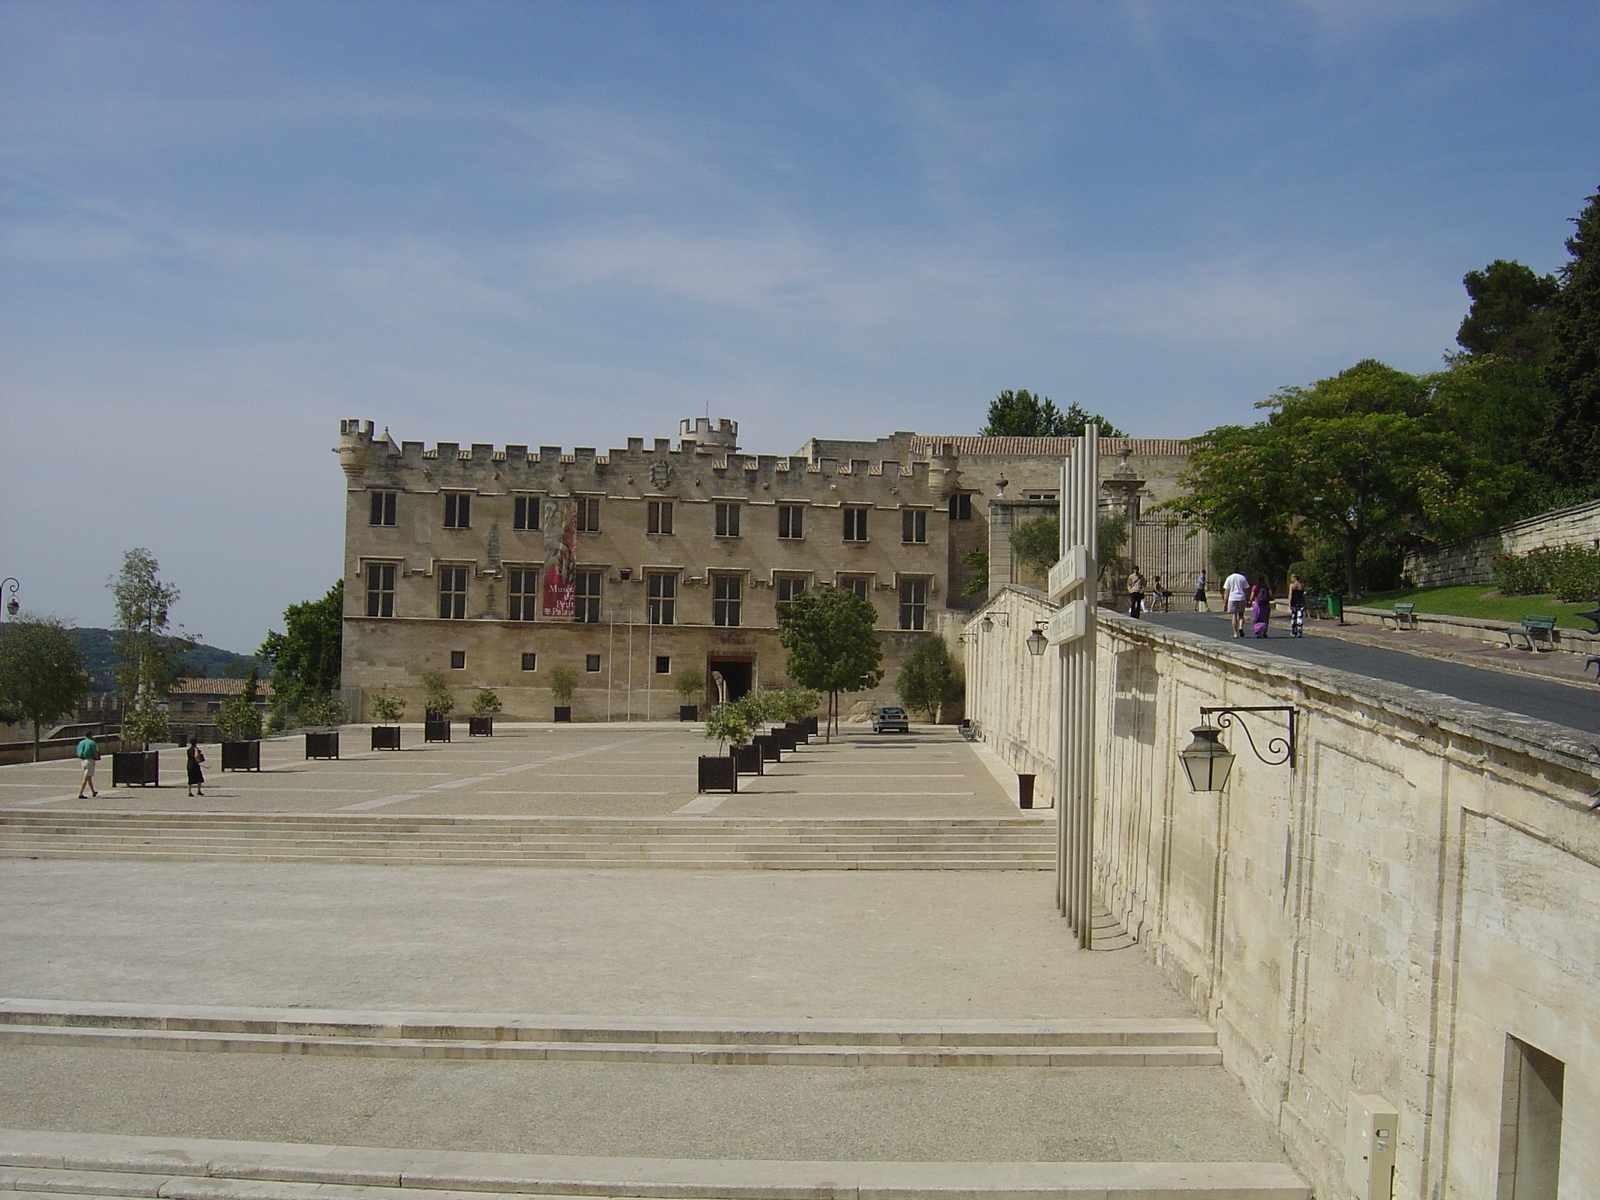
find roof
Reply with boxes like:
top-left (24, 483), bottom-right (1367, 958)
top-left (168, 678), bottom-right (274, 697)
top-left (907, 436), bottom-right (1193, 457)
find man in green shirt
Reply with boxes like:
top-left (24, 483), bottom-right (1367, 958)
top-left (75, 735), bottom-right (100, 799)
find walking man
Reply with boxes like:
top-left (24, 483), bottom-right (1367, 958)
top-left (75, 733), bottom-right (100, 799)
top-left (1223, 567), bottom-right (1250, 637)
top-left (1126, 566), bottom-right (1147, 620)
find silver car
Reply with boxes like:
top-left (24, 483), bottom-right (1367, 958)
top-left (872, 706), bottom-right (910, 733)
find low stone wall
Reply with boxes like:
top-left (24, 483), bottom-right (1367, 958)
top-left (1405, 495), bottom-right (1600, 587)
top-left (970, 602), bottom-right (1600, 1199)
top-left (961, 587), bottom-right (1059, 807)
top-left (0, 734), bottom-right (125, 766)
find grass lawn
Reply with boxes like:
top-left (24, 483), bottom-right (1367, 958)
top-left (1355, 585), bottom-right (1598, 629)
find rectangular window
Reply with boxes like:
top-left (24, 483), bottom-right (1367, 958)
top-left (776, 575), bottom-right (808, 608)
top-left (647, 500), bottom-right (674, 535)
top-left (948, 494), bottom-right (972, 520)
top-left (574, 569), bottom-right (602, 623)
top-left (655, 655), bottom-right (671, 675)
top-left (647, 572), bottom-right (677, 625)
top-left (438, 566), bottom-right (468, 619)
top-left (843, 507), bottom-right (868, 542)
top-left (369, 491), bottom-right (396, 526)
top-left (902, 509), bottom-right (927, 544)
top-left (443, 493), bottom-right (471, 529)
top-left (778, 504), bottom-right (804, 539)
top-left (576, 496), bottom-right (601, 533)
top-left (450, 650), bottom-right (466, 670)
top-left (840, 576), bottom-right (870, 602)
top-left (715, 502), bottom-right (741, 538)
top-left (713, 574), bottom-right (743, 627)
top-left (513, 496), bottom-right (540, 531)
top-left (508, 568), bottom-right (538, 621)
top-left (521, 652), bottom-right (537, 671)
top-left (899, 579), bottom-right (928, 630)
top-left (586, 654), bottom-right (601, 673)
top-left (365, 562), bottom-right (395, 617)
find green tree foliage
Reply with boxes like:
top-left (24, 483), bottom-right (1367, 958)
top-left (895, 636), bottom-right (963, 722)
top-left (215, 667), bottom-right (264, 741)
top-left (368, 685), bottom-right (405, 724)
top-left (704, 701), bottom-right (755, 750)
top-left (418, 670), bottom-right (455, 718)
top-left (259, 581), bottom-right (344, 713)
top-left (959, 547), bottom-right (989, 598)
top-left (0, 617), bottom-right (92, 760)
top-left (1541, 188), bottom-right (1600, 487)
top-left (548, 666), bottom-right (578, 707)
top-left (110, 548), bottom-right (189, 709)
top-left (980, 389), bottom-right (1125, 438)
top-left (777, 586), bottom-right (884, 739)
top-left (1456, 259), bottom-right (1559, 361)
top-left (673, 669), bottom-right (704, 702)
top-left (1010, 516), bottom-right (1058, 578)
top-left (470, 687), bottom-right (502, 716)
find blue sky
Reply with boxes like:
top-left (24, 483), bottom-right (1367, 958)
top-left (2, 0), bottom-right (1597, 653)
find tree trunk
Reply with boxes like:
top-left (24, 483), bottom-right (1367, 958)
top-left (1345, 532), bottom-right (1361, 600)
top-left (31, 720), bottom-right (40, 763)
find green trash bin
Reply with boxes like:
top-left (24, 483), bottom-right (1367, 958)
top-left (1326, 591), bottom-right (1344, 624)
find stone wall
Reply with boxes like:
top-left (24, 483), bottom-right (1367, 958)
top-left (1404, 496), bottom-right (1600, 587)
top-left (969, 597), bottom-right (1600, 1199)
top-left (961, 587), bottom-right (1060, 807)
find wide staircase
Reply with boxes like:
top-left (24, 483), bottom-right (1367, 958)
top-left (0, 812), bottom-right (1054, 869)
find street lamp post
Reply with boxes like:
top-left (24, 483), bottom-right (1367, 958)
top-left (1, 578), bottom-right (18, 618)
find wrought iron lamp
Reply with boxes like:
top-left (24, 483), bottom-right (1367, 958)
top-left (979, 611), bottom-right (1010, 633)
top-left (1, 577), bottom-right (17, 619)
top-left (1025, 624), bottom-right (1048, 656)
top-left (1179, 706), bottom-right (1296, 793)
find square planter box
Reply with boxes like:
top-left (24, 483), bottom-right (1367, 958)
top-left (553, 707), bottom-right (572, 723)
top-left (305, 731), bottom-right (340, 760)
top-left (371, 725), bottom-right (402, 751)
top-left (679, 705), bottom-right (699, 722)
top-left (111, 749), bottom-right (160, 788)
top-left (424, 719), bottom-right (452, 743)
top-left (786, 722), bottom-right (809, 746)
top-left (732, 744), bottom-right (763, 776)
top-left (753, 734), bottom-right (781, 763)
top-left (220, 740), bottom-right (261, 771)
top-left (774, 727), bottom-right (798, 752)
top-left (697, 754), bottom-right (738, 793)
top-left (468, 716), bottom-right (494, 737)
top-left (803, 715), bottom-right (819, 736)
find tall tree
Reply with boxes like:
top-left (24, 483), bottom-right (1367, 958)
top-left (0, 618), bottom-right (92, 761)
top-left (981, 390), bottom-right (1125, 438)
top-left (259, 580), bottom-right (345, 713)
top-left (895, 636), bottom-right (963, 723)
top-left (1542, 188), bottom-right (1600, 486)
top-left (109, 548), bottom-right (188, 746)
top-left (777, 586), bottom-right (883, 739)
top-left (1456, 259), bottom-right (1559, 361)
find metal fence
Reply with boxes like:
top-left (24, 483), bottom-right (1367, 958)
top-left (1128, 521), bottom-right (1210, 602)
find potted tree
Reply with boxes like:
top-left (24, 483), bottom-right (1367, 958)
top-left (548, 667), bottom-right (577, 722)
top-left (420, 671), bottom-right (454, 742)
top-left (217, 670), bottom-right (265, 770)
top-left (701, 702), bottom-right (751, 791)
top-left (673, 669), bottom-right (704, 721)
top-left (113, 696), bottom-right (167, 787)
top-left (368, 685), bottom-right (405, 750)
top-left (300, 694), bottom-right (346, 759)
top-left (469, 687), bottom-right (501, 736)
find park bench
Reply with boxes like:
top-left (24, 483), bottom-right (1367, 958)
top-left (1506, 614), bottom-right (1558, 651)
top-left (1302, 595), bottom-right (1329, 620)
top-left (1380, 603), bottom-right (1419, 631)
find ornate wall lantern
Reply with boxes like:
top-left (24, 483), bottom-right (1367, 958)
top-left (1179, 706), bottom-right (1296, 793)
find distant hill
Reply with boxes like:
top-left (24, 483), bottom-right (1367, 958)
top-left (72, 628), bottom-right (261, 692)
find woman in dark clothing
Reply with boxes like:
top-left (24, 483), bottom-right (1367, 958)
top-left (185, 735), bottom-right (206, 797)
top-left (1288, 574), bottom-right (1307, 637)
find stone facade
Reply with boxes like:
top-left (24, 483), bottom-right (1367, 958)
top-left (964, 593), bottom-right (1600, 1200)
top-left (1404, 496), bottom-right (1600, 588)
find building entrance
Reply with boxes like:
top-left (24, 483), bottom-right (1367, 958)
top-left (706, 658), bottom-right (753, 705)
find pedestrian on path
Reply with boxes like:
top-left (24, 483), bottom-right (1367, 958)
top-left (1194, 571), bottom-right (1208, 612)
top-left (185, 735), bottom-right (206, 797)
top-left (1250, 577), bottom-right (1273, 638)
top-left (1288, 574), bottom-right (1307, 638)
top-left (1126, 567), bottom-right (1147, 619)
top-left (75, 734), bottom-right (100, 799)
top-left (1223, 568), bottom-right (1250, 636)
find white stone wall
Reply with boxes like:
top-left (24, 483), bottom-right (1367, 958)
top-left (971, 603), bottom-right (1600, 1199)
top-left (961, 587), bottom-right (1059, 805)
top-left (1404, 496), bottom-right (1600, 587)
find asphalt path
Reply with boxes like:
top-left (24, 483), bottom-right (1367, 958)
top-left (1145, 611), bottom-right (1600, 737)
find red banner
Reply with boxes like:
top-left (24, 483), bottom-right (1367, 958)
top-left (540, 499), bottom-right (577, 619)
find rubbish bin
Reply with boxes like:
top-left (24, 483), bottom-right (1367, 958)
top-left (1326, 591), bottom-right (1344, 624)
top-left (1018, 773), bottom-right (1036, 809)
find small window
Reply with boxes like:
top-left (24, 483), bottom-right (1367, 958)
top-left (574, 569), bottom-right (602, 623)
top-left (948, 494), bottom-right (972, 520)
top-left (647, 572), bottom-right (676, 625)
top-left (206, 702), bottom-right (220, 714)
top-left (840, 576), bottom-right (870, 603)
top-left (438, 566), bottom-right (468, 619)
top-left (508, 568), bottom-right (538, 621)
top-left (778, 504), bottom-right (804, 539)
top-left (713, 574), bottom-right (743, 627)
top-left (647, 500), bottom-right (674, 535)
top-left (576, 496), bottom-right (601, 533)
top-left (655, 655), bottom-right (671, 675)
top-left (585, 654), bottom-right (601, 673)
top-left (776, 575), bottom-right (808, 607)
top-left (365, 562), bottom-right (396, 617)
top-left (1024, 490), bottom-right (1058, 501)
top-left (369, 491), bottom-right (397, 526)
top-left (715, 502), bottom-right (741, 538)
top-left (450, 650), bottom-right (466, 669)
top-left (843, 507), bottom-right (868, 542)
top-left (902, 509), bottom-right (927, 544)
top-left (513, 496), bottom-right (540, 531)
top-left (521, 652), bottom-right (537, 671)
top-left (443, 493), bottom-right (471, 529)
top-left (899, 578), bottom-right (928, 630)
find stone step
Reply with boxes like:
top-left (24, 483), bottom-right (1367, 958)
top-left (0, 1131), bottom-right (1311, 1199)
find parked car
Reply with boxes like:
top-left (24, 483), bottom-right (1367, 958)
top-left (872, 706), bottom-right (910, 733)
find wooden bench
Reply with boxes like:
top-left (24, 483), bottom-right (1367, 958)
top-left (1381, 603), bottom-right (1418, 631)
top-left (1302, 595), bottom-right (1329, 620)
top-left (1506, 614), bottom-right (1558, 651)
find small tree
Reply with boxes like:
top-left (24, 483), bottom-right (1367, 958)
top-left (704, 702), bottom-right (755, 751)
top-left (1011, 516), bottom-right (1059, 579)
top-left (216, 667), bottom-right (264, 741)
top-left (298, 694), bottom-right (347, 728)
top-left (548, 667), bottom-right (578, 710)
top-left (673, 669), bottom-right (704, 704)
top-left (110, 548), bottom-right (189, 718)
top-left (0, 617), bottom-right (92, 761)
top-left (418, 670), bottom-right (455, 719)
top-left (896, 636), bottom-right (964, 723)
top-left (778, 587), bottom-right (884, 740)
top-left (772, 687), bottom-right (822, 724)
top-left (122, 696), bottom-right (170, 749)
top-left (368, 685), bottom-right (405, 724)
top-left (471, 687), bottom-right (502, 716)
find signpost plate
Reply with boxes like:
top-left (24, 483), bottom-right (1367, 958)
top-left (1047, 600), bottom-right (1089, 646)
top-left (1047, 547), bottom-right (1089, 601)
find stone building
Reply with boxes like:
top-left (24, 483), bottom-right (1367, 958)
top-left (336, 418), bottom-right (1200, 720)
